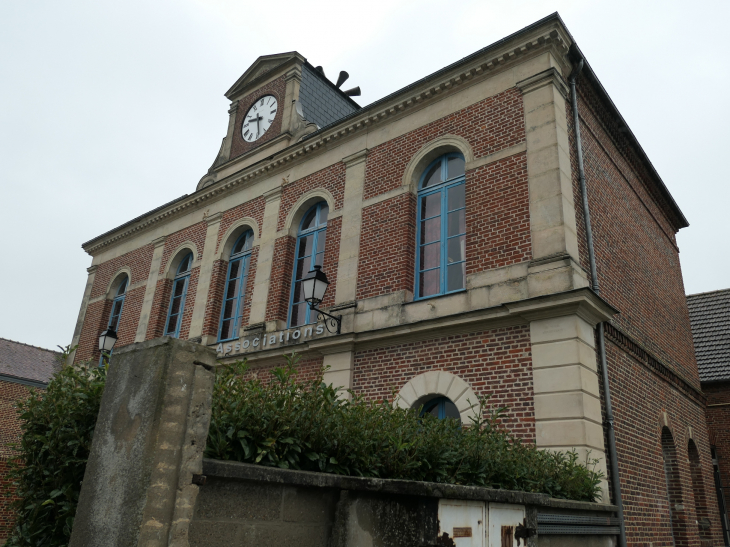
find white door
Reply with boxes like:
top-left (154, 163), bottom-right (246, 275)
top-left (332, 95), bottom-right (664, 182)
top-left (438, 499), bottom-right (486, 547)
top-left (488, 503), bottom-right (526, 547)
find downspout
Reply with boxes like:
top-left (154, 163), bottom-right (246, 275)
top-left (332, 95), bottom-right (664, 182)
top-left (568, 47), bottom-right (627, 547)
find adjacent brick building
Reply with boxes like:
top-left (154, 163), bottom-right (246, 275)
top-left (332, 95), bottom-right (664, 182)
top-left (688, 288), bottom-right (730, 544)
top-left (69, 13), bottom-right (724, 545)
top-left (0, 338), bottom-right (61, 543)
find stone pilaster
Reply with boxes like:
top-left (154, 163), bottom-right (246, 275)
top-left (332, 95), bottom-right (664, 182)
top-left (188, 212), bottom-right (223, 342)
top-left (248, 186), bottom-right (283, 324)
top-left (68, 264), bottom-right (98, 364)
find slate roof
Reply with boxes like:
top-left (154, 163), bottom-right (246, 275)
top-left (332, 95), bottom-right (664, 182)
top-left (687, 289), bottom-right (730, 383)
top-left (0, 338), bottom-right (62, 385)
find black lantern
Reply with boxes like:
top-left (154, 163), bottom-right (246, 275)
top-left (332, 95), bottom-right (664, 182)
top-left (301, 265), bottom-right (341, 334)
top-left (98, 328), bottom-right (118, 354)
top-left (301, 265), bottom-right (330, 306)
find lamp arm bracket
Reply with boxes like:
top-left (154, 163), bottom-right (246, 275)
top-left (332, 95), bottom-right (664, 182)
top-left (308, 304), bottom-right (342, 335)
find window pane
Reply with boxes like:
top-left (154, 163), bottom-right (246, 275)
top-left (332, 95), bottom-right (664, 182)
top-left (419, 269), bottom-right (440, 297)
top-left (447, 184), bottom-right (465, 211)
top-left (447, 210), bottom-right (466, 237)
top-left (298, 234), bottom-right (314, 258)
top-left (173, 279), bottom-right (186, 298)
top-left (111, 299), bottom-right (123, 319)
top-left (447, 263), bottom-right (465, 292)
top-left (443, 399), bottom-right (460, 420)
top-left (421, 217), bottom-right (441, 244)
top-left (117, 278), bottom-right (128, 296)
top-left (318, 203), bottom-right (329, 225)
top-left (316, 230), bottom-right (326, 254)
top-left (165, 314), bottom-right (179, 335)
top-left (425, 401), bottom-right (440, 418)
top-left (222, 299), bottom-right (236, 320)
top-left (292, 280), bottom-right (304, 304)
top-left (295, 256), bottom-right (311, 281)
top-left (179, 254), bottom-right (192, 274)
top-left (420, 192), bottom-right (441, 219)
top-left (447, 236), bottom-right (465, 263)
top-left (228, 259), bottom-right (241, 280)
top-left (233, 232), bottom-right (252, 255)
top-left (420, 242), bottom-right (440, 270)
top-left (314, 251), bottom-right (324, 267)
top-left (170, 295), bottom-right (182, 316)
top-left (220, 319), bottom-right (234, 340)
top-left (290, 303), bottom-right (308, 327)
top-left (301, 208), bottom-right (317, 231)
top-left (422, 161), bottom-right (441, 188)
top-left (446, 156), bottom-right (465, 180)
top-left (226, 278), bottom-right (239, 301)
top-left (109, 314), bottom-right (120, 331)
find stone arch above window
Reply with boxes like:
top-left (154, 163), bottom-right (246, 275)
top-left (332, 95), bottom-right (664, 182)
top-left (402, 135), bottom-right (474, 193)
top-left (106, 268), bottom-right (132, 299)
top-left (163, 243), bottom-right (199, 279)
top-left (283, 188), bottom-right (336, 237)
top-left (396, 370), bottom-right (478, 425)
top-left (218, 218), bottom-right (259, 260)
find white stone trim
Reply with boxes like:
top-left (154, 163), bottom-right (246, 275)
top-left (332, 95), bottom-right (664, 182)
top-left (396, 370), bottom-right (479, 425)
top-left (106, 268), bottom-right (132, 298)
top-left (401, 134), bottom-right (475, 193)
top-left (217, 217), bottom-right (260, 260)
top-left (282, 187), bottom-right (336, 237)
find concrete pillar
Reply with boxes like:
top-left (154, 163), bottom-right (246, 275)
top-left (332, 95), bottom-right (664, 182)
top-left (134, 236), bottom-right (168, 343)
top-left (69, 337), bottom-right (217, 547)
top-left (248, 186), bottom-right (283, 324)
top-left (517, 68), bottom-right (580, 264)
top-left (334, 149), bottom-right (368, 305)
top-left (188, 213), bottom-right (223, 342)
top-left (68, 264), bottom-right (98, 364)
top-left (530, 314), bottom-right (609, 501)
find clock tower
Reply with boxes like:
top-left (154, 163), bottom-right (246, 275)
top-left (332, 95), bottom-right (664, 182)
top-left (198, 52), bottom-right (360, 190)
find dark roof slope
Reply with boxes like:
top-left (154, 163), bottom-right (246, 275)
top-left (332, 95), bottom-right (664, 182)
top-left (687, 289), bottom-right (730, 382)
top-left (0, 338), bottom-right (62, 385)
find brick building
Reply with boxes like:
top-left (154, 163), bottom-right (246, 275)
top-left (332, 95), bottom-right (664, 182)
top-left (0, 338), bottom-right (61, 543)
top-left (688, 288), bottom-right (730, 544)
top-left (69, 13), bottom-right (723, 546)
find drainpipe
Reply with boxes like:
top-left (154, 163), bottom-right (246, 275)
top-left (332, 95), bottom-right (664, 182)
top-left (568, 46), bottom-right (627, 547)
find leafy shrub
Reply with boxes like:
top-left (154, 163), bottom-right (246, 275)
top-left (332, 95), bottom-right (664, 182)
top-left (206, 354), bottom-right (603, 502)
top-left (5, 352), bottom-right (106, 547)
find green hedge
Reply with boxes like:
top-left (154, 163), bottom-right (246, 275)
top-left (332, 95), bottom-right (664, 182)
top-left (5, 354), bottom-right (106, 547)
top-left (206, 355), bottom-right (603, 502)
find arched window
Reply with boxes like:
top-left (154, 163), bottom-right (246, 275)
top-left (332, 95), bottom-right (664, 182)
top-left (99, 276), bottom-right (127, 366)
top-left (416, 153), bottom-right (466, 299)
top-left (218, 230), bottom-right (254, 341)
top-left (661, 427), bottom-right (688, 544)
top-left (420, 396), bottom-right (460, 420)
top-left (289, 201), bottom-right (328, 327)
top-left (164, 252), bottom-right (193, 338)
top-left (688, 440), bottom-right (713, 542)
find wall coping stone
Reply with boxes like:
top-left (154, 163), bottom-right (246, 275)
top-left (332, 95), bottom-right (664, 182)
top-left (201, 458), bottom-right (617, 513)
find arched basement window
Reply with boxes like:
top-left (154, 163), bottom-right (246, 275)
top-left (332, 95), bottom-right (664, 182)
top-left (420, 396), bottom-right (460, 420)
top-left (688, 440), bottom-right (713, 542)
top-left (661, 427), bottom-right (688, 544)
top-left (416, 153), bottom-right (466, 299)
top-left (289, 201), bottom-right (328, 327)
top-left (164, 252), bottom-right (193, 338)
top-left (218, 230), bottom-right (254, 341)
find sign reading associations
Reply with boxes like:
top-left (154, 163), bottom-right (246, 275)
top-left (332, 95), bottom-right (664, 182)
top-left (216, 323), bottom-right (333, 358)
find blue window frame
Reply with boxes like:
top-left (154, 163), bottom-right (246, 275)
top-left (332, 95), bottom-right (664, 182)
top-left (164, 252), bottom-right (193, 338)
top-left (415, 153), bottom-right (466, 299)
top-left (218, 230), bottom-right (254, 341)
top-left (420, 396), bottom-right (461, 420)
top-left (289, 201), bottom-right (329, 327)
top-left (99, 276), bottom-right (127, 366)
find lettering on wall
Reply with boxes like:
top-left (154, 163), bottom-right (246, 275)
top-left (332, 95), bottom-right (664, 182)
top-left (216, 323), bottom-right (331, 357)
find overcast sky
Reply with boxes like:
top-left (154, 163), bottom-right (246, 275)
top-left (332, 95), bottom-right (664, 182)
top-left (1, 0), bottom-right (727, 351)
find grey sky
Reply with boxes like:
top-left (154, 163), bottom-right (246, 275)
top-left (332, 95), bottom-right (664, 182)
top-left (1, 0), bottom-right (727, 351)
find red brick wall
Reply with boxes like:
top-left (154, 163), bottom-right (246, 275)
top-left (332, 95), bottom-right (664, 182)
top-left (704, 381), bottom-right (730, 528)
top-left (465, 153), bottom-right (531, 273)
top-left (605, 338), bottom-right (723, 546)
top-left (0, 379), bottom-right (38, 543)
top-left (357, 192), bottom-right (416, 300)
top-left (265, 236), bottom-right (296, 324)
top-left (353, 325), bottom-right (535, 439)
top-left (158, 222), bottom-right (207, 276)
top-left (228, 75), bottom-right (287, 161)
top-left (276, 164), bottom-right (346, 231)
top-left (146, 278), bottom-right (173, 340)
top-left (216, 196), bottom-right (266, 247)
top-left (572, 81), bottom-right (698, 387)
top-left (362, 88), bottom-right (526, 200)
top-left (244, 355), bottom-right (324, 385)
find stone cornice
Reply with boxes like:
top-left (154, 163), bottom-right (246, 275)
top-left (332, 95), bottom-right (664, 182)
top-left (516, 67), bottom-right (569, 99)
top-left (82, 21), bottom-right (572, 257)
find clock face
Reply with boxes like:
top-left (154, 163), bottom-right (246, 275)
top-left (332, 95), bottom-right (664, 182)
top-left (242, 95), bottom-right (278, 142)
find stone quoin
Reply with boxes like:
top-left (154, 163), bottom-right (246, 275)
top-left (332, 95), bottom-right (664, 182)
top-left (68, 13), bottom-right (724, 546)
